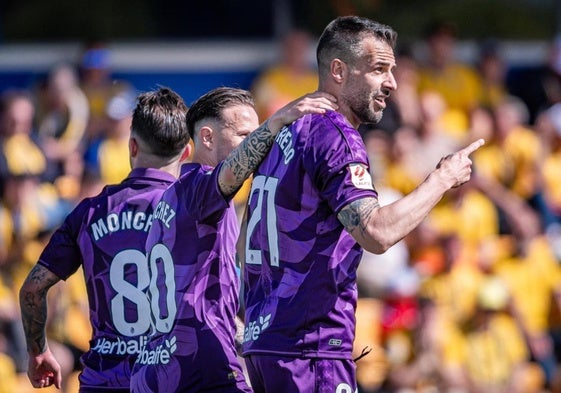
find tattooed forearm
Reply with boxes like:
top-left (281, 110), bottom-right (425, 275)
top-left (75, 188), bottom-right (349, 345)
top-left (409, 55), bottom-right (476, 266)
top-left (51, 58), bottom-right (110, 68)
top-left (19, 264), bottom-right (60, 354)
top-left (219, 122), bottom-right (276, 196)
top-left (337, 197), bottom-right (380, 235)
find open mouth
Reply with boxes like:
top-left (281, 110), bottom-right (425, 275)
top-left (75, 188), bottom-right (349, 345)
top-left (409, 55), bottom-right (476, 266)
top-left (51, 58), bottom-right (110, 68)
top-left (374, 96), bottom-right (387, 109)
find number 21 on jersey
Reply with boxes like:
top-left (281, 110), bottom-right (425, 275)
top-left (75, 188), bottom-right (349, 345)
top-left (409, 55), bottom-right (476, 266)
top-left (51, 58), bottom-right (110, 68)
top-left (245, 175), bottom-right (280, 267)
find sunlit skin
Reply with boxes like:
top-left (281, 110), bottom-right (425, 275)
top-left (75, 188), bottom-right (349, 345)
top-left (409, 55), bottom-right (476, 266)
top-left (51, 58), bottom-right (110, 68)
top-left (317, 32), bottom-right (484, 254)
top-left (215, 94), bottom-right (337, 196)
top-left (340, 38), bottom-right (397, 127)
top-left (194, 104), bottom-right (259, 167)
top-left (18, 90), bottom-right (339, 392)
top-left (19, 264), bottom-right (62, 389)
top-left (318, 34), bottom-right (397, 131)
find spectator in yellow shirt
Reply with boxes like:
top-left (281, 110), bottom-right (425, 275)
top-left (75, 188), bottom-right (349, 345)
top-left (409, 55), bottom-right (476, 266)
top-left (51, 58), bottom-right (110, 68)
top-left (417, 20), bottom-right (482, 124)
top-left (462, 277), bottom-right (538, 393)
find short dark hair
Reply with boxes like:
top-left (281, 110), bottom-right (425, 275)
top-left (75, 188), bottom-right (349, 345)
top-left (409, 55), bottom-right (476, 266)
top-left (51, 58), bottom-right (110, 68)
top-left (316, 16), bottom-right (397, 76)
top-left (186, 87), bottom-right (255, 140)
top-left (131, 87), bottom-right (189, 158)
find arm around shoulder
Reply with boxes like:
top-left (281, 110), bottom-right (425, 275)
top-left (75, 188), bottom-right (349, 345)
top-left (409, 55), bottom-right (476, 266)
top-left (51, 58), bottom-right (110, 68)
top-left (217, 91), bottom-right (338, 197)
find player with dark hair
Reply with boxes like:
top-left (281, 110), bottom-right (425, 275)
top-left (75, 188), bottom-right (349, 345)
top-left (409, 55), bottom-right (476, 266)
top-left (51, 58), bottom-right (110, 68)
top-left (19, 87), bottom-right (191, 392)
top-left (241, 15), bottom-right (484, 391)
top-left (129, 87), bottom-right (337, 392)
top-left (20, 85), bottom-right (336, 393)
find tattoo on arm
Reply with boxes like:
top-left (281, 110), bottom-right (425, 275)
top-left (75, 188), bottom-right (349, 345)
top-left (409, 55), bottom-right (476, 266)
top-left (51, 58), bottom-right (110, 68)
top-left (219, 122), bottom-right (275, 196)
top-left (337, 198), bottom-right (380, 235)
top-left (19, 264), bottom-right (60, 354)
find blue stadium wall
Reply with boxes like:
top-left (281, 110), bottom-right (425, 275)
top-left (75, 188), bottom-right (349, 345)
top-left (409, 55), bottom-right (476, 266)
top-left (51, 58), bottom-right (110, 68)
top-left (0, 40), bottom-right (549, 112)
top-left (0, 41), bottom-right (280, 107)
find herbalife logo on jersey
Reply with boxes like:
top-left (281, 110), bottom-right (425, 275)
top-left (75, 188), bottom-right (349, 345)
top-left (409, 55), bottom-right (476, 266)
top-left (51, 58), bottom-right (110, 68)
top-left (92, 335), bottom-right (148, 356)
top-left (243, 313), bottom-right (271, 343)
top-left (136, 336), bottom-right (177, 365)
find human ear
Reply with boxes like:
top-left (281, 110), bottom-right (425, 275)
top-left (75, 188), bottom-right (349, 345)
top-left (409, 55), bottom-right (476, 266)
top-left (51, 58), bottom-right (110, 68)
top-left (200, 126), bottom-right (213, 148)
top-left (331, 59), bottom-right (346, 84)
top-left (129, 137), bottom-right (138, 158)
top-left (179, 143), bottom-right (192, 162)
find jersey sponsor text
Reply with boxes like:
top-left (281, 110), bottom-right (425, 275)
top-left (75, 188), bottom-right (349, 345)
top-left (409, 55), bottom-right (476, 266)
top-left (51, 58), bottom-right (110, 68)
top-left (135, 335), bottom-right (177, 365)
top-left (92, 335), bottom-right (149, 356)
top-left (243, 313), bottom-right (271, 343)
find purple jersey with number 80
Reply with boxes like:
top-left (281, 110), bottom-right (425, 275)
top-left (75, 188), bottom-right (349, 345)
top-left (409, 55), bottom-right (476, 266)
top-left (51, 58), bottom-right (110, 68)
top-left (38, 168), bottom-right (176, 390)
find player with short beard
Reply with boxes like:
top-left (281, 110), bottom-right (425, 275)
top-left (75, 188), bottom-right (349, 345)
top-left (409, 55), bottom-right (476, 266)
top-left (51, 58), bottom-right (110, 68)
top-left (241, 15), bottom-right (484, 392)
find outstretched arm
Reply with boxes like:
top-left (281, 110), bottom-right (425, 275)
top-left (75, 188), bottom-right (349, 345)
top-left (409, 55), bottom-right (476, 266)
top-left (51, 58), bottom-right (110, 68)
top-left (19, 264), bottom-right (62, 389)
top-left (338, 139), bottom-right (485, 254)
top-left (218, 91), bottom-right (337, 197)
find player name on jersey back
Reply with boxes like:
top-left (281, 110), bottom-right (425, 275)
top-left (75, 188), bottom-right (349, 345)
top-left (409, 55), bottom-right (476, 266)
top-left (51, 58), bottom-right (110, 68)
top-left (90, 210), bottom-right (154, 241)
top-left (275, 126), bottom-right (295, 164)
top-left (89, 201), bottom-right (176, 242)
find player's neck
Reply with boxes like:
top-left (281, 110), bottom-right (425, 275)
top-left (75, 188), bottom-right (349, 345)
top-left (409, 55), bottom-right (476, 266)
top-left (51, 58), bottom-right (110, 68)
top-left (340, 107), bottom-right (360, 129)
top-left (157, 161), bottom-right (182, 178)
top-left (133, 155), bottom-right (183, 178)
top-left (191, 152), bottom-right (217, 168)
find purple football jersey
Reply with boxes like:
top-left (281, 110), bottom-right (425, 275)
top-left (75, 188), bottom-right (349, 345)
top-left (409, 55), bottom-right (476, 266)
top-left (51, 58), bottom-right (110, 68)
top-left (242, 111), bottom-right (378, 360)
top-left (130, 162), bottom-right (251, 393)
top-left (37, 168), bottom-right (176, 390)
top-left (245, 355), bottom-right (357, 393)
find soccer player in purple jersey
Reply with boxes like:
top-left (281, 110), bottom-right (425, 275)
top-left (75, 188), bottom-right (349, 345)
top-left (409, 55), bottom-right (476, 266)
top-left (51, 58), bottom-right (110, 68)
top-left (18, 87), bottom-right (192, 392)
top-left (129, 87), bottom-right (337, 393)
top-left (241, 16), bottom-right (485, 392)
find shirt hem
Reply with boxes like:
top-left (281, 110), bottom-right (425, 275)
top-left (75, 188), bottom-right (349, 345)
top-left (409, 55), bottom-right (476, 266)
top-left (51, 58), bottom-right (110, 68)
top-left (242, 348), bottom-right (352, 360)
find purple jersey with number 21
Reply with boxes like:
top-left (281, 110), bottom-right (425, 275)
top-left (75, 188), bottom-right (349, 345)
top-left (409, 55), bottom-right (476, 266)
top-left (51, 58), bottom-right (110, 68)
top-left (242, 110), bottom-right (378, 359)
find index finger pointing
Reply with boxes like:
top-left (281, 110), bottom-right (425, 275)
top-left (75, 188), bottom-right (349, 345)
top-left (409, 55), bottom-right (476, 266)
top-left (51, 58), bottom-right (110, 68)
top-left (459, 138), bottom-right (485, 156)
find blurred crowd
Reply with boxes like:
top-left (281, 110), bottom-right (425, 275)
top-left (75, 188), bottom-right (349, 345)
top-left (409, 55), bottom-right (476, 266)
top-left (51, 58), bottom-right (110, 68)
top-left (350, 22), bottom-right (561, 393)
top-left (0, 42), bottom-right (138, 392)
top-left (1, 19), bottom-right (561, 393)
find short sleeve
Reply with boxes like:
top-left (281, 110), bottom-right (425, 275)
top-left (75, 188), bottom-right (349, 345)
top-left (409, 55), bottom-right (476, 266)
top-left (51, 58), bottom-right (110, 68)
top-left (177, 162), bottom-right (231, 222)
top-left (38, 200), bottom-right (88, 280)
top-left (302, 113), bottom-right (378, 213)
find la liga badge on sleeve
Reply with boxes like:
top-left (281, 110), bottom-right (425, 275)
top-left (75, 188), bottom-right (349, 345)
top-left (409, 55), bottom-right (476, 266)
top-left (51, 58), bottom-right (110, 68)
top-left (349, 163), bottom-right (374, 190)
